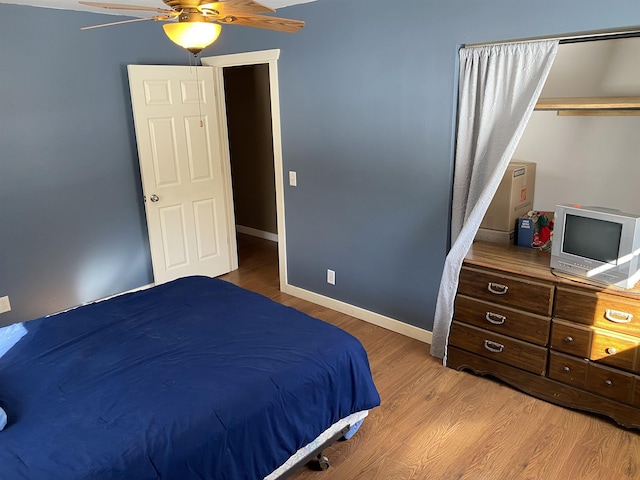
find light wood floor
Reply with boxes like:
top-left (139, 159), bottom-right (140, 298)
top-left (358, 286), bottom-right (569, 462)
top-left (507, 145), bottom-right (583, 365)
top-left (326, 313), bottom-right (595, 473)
top-left (221, 234), bottom-right (640, 480)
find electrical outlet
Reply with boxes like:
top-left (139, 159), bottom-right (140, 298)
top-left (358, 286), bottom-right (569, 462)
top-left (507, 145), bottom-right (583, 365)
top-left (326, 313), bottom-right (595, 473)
top-left (0, 296), bottom-right (11, 314)
top-left (289, 171), bottom-right (297, 187)
top-left (327, 269), bottom-right (335, 285)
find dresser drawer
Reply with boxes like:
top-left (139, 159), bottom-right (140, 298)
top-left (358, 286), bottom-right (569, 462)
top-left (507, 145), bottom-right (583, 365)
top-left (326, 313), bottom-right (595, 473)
top-left (458, 266), bottom-right (554, 316)
top-left (548, 351), bottom-right (588, 389)
top-left (555, 286), bottom-right (640, 337)
top-left (550, 319), bottom-right (591, 358)
top-left (633, 377), bottom-right (640, 408)
top-left (585, 362), bottom-right (634, 404)
top-left (551, 320), bottom-right (640, 373)
top-left (454, 294), bottom-right (550, 346)
top-left (449, 321), bottom-right (547, 375)
top-left (590, 329), bottom-right (639, 373)
top-left (549, 351), bottom-right (634, 404)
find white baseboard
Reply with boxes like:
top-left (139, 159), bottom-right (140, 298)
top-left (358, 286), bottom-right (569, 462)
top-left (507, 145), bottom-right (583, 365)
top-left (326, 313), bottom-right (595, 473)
top-left (236, 225), bottom-right (278, 243)
top-left (282, 284), bottom-right (432, 344)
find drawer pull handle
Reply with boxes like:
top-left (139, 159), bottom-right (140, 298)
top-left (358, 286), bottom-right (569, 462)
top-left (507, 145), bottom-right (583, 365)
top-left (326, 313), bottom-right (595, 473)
top-left (605, 309), bottom-right (633, 324)
top-left (605, 379), bottom-right (613, 387)
top-left (484, 340), bottom-right (504, 353)
top-left (564, 336), bottom-right (574, 343)
top-left (487, 283), bottom-right (509, 295)
top-left (605, 347), bottom-right (617, 355)
top-left (563, 366), bottom-right (571, 373)
top-left (485, 312), bottom-right (506, 325)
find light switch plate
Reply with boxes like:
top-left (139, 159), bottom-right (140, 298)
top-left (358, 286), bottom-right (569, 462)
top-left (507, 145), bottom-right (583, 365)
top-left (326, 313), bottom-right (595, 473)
top-left (0, 296), bottom-right (11, 314)
top-left (327, 269), bottom-right (335, 285)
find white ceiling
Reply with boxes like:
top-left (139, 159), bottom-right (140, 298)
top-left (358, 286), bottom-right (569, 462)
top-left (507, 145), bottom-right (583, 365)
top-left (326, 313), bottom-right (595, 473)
top-left (0, 0), bottom-right (317, 15)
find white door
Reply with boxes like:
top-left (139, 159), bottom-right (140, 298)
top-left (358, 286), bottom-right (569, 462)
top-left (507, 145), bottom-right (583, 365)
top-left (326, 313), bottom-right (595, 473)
top-left (128, 65), bottom-right (237, 284)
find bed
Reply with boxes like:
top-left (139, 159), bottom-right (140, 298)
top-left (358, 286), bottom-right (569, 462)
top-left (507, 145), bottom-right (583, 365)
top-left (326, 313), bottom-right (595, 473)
top-left (0, 276), bottom-right (380, 479)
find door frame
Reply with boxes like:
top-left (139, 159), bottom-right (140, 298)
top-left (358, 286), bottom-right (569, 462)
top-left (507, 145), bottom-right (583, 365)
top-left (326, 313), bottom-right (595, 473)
top-left (201, 49), bottom-right (288, 290)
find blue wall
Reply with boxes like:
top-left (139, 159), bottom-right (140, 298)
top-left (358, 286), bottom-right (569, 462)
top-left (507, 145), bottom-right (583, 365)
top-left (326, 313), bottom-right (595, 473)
top-left (1, 0), bottom-right (639, 329)
top-left (215, 0), bottom-right (640, 329)
top-left (0, 5), bottom-right (193, 325)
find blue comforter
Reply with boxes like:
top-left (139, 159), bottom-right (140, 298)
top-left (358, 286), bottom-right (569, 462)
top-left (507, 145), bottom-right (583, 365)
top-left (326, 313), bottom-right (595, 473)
top-left (0, 277), bottom-right (380, 480)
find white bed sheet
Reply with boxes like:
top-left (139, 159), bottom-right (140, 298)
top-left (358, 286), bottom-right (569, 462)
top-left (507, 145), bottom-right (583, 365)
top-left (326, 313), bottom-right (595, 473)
top-left (265, 410), bottom-right (369, 479)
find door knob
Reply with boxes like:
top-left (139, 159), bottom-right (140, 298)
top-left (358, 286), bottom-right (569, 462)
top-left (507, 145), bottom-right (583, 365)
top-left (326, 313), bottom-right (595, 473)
top-left (150, 194), bottom-right (160, 203)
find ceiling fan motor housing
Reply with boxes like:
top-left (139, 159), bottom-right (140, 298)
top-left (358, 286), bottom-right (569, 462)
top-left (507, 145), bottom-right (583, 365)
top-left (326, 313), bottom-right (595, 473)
top-left (178, 12), bottom-right (211, 23)
top-left (198, 5), bottom-right (221, 17)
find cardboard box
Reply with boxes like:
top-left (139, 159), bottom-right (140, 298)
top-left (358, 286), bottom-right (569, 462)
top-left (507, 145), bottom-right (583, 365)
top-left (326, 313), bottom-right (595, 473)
top-left (480, 161), bottom-right (536, 232)
top-left (475, 228), bottom-right (516, 245)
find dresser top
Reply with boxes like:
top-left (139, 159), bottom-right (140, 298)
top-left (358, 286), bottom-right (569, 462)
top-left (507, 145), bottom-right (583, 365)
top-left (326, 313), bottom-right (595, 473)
top-left (466, 241), bottom-right (640, 297)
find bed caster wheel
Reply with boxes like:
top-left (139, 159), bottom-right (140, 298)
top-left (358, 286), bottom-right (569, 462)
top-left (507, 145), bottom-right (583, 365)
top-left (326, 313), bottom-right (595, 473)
top-left (310, 453), bottom-right (330, 471)
top-left (317, 454), bottom-right (330, 471)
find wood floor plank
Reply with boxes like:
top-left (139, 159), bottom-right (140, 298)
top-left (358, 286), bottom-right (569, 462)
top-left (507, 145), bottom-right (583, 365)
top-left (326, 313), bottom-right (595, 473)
top-left (221, 234), bottom-right (640, 480)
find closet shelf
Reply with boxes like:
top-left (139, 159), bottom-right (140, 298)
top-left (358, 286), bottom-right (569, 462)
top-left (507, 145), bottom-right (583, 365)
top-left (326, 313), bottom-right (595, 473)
top-left (535, 96), bottom-right (640, 116)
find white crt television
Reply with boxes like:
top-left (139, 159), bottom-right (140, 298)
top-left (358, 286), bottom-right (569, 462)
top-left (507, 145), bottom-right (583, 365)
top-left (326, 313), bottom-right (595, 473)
top-left (551, 204), bottom-right (640, 289)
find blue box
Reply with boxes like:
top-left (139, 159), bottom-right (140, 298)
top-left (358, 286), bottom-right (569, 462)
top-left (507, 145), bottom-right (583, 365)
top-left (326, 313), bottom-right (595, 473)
top-left (517, 217), bottom-right (535, 248)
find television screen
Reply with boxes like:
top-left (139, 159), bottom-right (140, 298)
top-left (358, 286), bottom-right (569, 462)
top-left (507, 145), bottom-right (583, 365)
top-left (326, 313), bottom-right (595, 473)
top-left (563, 214), bottom-right (623, 264)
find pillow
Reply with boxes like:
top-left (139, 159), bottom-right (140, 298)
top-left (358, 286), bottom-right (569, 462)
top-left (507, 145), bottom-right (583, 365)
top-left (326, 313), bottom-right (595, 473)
top-left (0, 323), bottom-right (23, 432)
top-left (0, 322), bottom-right (27, 359)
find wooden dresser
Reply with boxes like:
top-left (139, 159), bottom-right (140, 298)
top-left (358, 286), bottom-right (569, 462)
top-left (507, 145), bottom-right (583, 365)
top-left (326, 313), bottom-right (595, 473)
top-left (447, 241), bottom-right (640, 429)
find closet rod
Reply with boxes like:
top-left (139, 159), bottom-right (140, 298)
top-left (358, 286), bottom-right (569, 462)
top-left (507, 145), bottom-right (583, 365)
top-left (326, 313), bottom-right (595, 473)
top-left (464, 25), bottom-right (640, 47)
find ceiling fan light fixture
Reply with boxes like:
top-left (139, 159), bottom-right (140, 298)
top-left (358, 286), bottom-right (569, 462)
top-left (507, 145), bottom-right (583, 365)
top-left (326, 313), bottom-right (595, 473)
top-left (162, 21), bottom-right (222, 55)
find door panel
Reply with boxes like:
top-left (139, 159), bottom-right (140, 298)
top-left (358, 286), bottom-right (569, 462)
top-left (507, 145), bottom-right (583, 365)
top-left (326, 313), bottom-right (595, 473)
top-left (159, 204), bottom-right (189, 269)
top-left (185, 116), bottom-right (214, 181)
top-left (128, 65), bottom-right (236, 284)
top-left (194, 199), bottom-right (220, 259)
top-left (149, 117), bottom-right (180, 186)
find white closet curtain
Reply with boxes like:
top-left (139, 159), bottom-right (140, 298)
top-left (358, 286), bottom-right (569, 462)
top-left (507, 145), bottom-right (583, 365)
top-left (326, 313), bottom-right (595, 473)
top-left (430, 40), bottom-right (558, 360)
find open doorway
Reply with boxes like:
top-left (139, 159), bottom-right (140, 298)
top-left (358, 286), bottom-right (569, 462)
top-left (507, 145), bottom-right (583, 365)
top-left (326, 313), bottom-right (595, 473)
top-left (223, 64), bottom-right (278, 243)
top-left (223, 63), bottom-right (280, 283)
top-left (201, 50), bottom-right (287, 291)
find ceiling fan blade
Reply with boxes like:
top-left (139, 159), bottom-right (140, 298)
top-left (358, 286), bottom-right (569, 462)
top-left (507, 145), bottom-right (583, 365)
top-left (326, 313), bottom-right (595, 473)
top-left (81, 16), bottom-right (156, 30)
top-left (81, 14), bottom-right (175, 30)
top-left (202, 0), bottom-right (276, 16)
top-left (218, 14), bottom-right (304, 33)
top-left (79, 1), bottom-right (176, 14)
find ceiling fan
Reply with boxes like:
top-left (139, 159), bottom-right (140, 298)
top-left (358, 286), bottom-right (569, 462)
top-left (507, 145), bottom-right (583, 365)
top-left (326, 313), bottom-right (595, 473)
top-left (79, 0), bottom-right (304, 54)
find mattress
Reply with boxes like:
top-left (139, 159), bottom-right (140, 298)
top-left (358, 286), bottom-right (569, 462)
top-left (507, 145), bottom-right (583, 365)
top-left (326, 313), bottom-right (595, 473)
top-left (265, 410), bottom-right (368, 479)
top-left (0, 276), bottom-right (380, 480)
